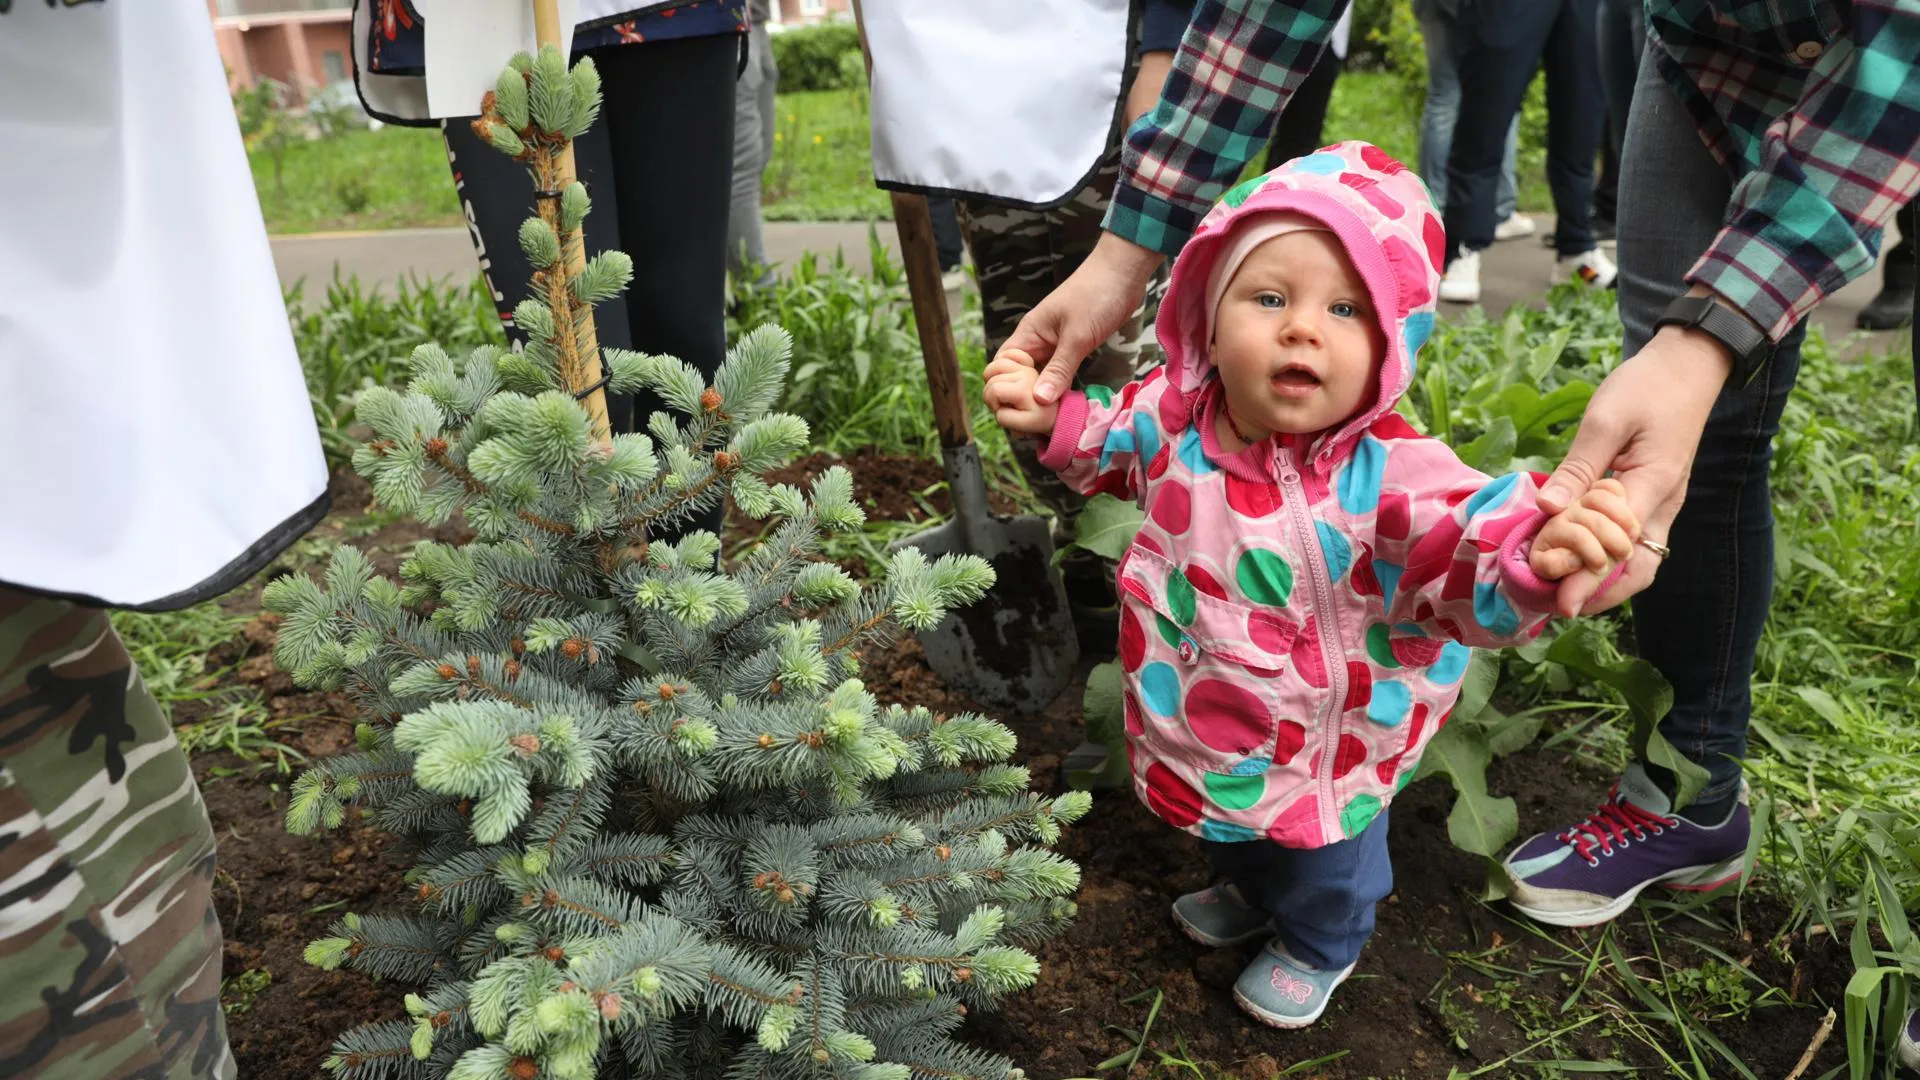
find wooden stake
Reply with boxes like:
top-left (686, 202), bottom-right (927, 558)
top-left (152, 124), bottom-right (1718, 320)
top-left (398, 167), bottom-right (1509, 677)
top-left (530, 0), bottom-right (612, 446)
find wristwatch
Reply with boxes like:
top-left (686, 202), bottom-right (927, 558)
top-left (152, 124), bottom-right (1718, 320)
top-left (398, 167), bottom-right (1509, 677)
top-left (1653, 294), bottom-right (1773, 387)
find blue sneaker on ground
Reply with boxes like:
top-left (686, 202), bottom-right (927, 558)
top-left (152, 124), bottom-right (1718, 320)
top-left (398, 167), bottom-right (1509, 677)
top-left (1900, 1008), bottom-right (1920, 1072)
top-left (1171, 884), bottom-right (1273, 947)
top-left (1232, 937), bottom-right (1355, 1029)
top-left (1503, 763), bottom-right (1749, 927)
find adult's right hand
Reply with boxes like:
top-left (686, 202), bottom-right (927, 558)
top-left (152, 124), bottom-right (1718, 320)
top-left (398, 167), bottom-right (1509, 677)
top-left (1000, 231), bottom-right (1166, 405)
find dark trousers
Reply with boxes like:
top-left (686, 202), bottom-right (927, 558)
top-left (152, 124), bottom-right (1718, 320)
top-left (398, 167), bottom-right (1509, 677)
top-left (1443, 0), bottom-right (1604, 260)
top-left (1263, 41), bottom-right (1343, 171)
top-left (442, 34), bottom-right (738, 439)
top-left (1591, 0), bottom-right (1644, 223)
top-left (1203, 809), bottom-right (1393, 970)
top-left (928, 196), bottom-right (965, 273)
top-left (1889, 217), bottom-right (1917, 278)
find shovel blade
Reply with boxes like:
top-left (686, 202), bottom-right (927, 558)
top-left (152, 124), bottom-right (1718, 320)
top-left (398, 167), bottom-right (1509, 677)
top-left (890, 513), bottom-right (1081, 715)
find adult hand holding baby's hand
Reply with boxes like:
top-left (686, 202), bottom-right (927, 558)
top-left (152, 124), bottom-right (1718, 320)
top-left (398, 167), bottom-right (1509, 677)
top-left (983, 350), bottom-right (1060, 436)
top-left (997, 232), bottom-right (1164, 405)
top-left (1529, 477), bottom-right (1641, 585)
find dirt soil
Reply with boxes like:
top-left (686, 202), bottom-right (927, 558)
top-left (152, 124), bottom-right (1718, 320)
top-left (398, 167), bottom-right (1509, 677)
top-left (200, 461), bottom-right (1852, 1080)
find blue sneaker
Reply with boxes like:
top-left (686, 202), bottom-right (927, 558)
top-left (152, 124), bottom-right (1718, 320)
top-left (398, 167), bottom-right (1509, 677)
top-left (1503, 764), bottom-right (1749, 928)
top-left (1232, 938), bottom-right (1355, 1029)
top-left (1171, 884), bottom-right (1272, 947)
top-left (1900, 1008), bottom-right (1919, 1072)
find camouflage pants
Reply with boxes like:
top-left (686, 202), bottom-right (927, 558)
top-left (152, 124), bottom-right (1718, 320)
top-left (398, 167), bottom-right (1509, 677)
top-left (959, 155), bottom-right (1167, 533)
top-left (0, 588), bottom-right (233, 1079)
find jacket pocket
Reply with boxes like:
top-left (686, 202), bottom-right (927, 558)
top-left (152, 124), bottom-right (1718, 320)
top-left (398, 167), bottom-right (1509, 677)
top-left (1117, 546), bottom-right (1303, 769)
top-left (1119, 546), bottom-right (1298, 671)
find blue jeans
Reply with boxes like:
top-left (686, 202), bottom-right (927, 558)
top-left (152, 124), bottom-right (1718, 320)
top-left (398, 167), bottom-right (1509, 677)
top-left (1417, 2), bottom-right (1518, 221)
top-left (1442, 0), bottom-right (1604, 259)
top-left (1204, 809), bottom-right (1393, 970)
top-left (1615, 50), bottom-right (1802, 808)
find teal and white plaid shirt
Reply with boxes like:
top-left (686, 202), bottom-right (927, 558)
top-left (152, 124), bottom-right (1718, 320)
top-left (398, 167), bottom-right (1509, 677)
top-left (1109, 0), bottom-right (1920, 341)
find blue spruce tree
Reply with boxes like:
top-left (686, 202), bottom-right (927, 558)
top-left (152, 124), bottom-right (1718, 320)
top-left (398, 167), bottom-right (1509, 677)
top-left (265, 45), bottom-right (1088, 1080)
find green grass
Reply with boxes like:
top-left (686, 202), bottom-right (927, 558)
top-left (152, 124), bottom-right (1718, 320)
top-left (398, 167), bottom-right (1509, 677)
top-left (761, 89), bottom-right (891, 222)
top-left (113, 603), bottom-right (306, 776)
top-left (250, 89), bottom-right (887, 234)
top-left (252, 125), bottom-right (461, 235)
top-left (248, 76), bottom-right (1564, 234)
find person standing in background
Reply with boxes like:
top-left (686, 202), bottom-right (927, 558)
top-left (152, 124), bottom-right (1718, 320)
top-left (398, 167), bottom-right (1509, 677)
top-left (1590, 0), bottom-right (1646, 243)
top-left (1417, 0), bottom-right (1535, 247)
top-left (729, 0), bottom-right (780, 291)
top-left (1435, 0), bottom-right (1614, 304)
top-left (355, 0), bottom-right (744, 484)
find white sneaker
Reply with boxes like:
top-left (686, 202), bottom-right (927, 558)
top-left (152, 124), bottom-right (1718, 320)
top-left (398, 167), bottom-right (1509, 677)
top-left (1493, 214), bottom-right (1537, 242)
top-left (1439, 249), bottom-right (1482, 304)
top-left (1556, 247), bottom-right (1618, 289)
top-left (941, 267), bottom-right (969, 293)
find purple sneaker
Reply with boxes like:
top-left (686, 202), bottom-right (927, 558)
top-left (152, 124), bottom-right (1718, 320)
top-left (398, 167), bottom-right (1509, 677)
top-left (1503, 764), bottom-right (1748, 927)
top-left (1899, 1008), bottom-right (1919, 1072)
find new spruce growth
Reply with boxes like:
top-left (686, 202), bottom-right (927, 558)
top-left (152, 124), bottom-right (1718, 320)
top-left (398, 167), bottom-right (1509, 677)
top-left (266, 45), bottom-right (1087, 1080)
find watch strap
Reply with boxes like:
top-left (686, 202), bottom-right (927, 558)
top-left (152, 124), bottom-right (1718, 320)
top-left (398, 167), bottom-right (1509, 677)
top-left (1654, 294), bottom-right (1771, 386)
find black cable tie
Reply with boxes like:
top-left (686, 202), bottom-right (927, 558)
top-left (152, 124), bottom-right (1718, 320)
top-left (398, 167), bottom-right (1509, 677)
top-left (533, 188), bottom-right (566, 200)
top-left (573, 367), bottom-right (614, 401)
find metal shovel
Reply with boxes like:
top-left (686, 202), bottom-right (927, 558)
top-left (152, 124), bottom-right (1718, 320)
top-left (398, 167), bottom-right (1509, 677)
top-left (883, 192), bottom-right (1081, 714)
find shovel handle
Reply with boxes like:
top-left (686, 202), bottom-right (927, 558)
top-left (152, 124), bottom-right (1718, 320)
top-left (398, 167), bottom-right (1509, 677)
top-left (890, 191), bottom-right (973, 450)
top-left (847, 0), bottom-right (970, 451)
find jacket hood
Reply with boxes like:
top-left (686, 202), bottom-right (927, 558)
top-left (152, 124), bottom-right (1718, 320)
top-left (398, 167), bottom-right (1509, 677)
top-left (1154, 141), bottom-right (1444, 475)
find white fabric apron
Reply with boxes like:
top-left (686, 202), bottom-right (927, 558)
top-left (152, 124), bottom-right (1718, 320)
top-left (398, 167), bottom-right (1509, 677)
top-left (864, 0), bottom-right (1133, 209)
top-left (0, 1), bottom-right (329, 610)
top-left (863, 3), bottom-right (1352, 209)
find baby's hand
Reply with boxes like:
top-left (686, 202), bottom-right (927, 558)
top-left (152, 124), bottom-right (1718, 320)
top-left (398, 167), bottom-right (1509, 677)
top-left (983, 349), bottom-right (1060, 436)
top-left (1529, 478), bottom-right (1641, 580)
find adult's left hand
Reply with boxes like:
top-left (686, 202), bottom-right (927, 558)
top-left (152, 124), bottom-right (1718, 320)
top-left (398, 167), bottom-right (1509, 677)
top-left (1535, 288), bottom-right (1740, 617)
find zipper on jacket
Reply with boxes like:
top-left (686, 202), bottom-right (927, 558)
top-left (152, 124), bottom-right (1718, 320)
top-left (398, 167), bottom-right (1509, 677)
top-left (1277, 447), bottom-right (1347, 844)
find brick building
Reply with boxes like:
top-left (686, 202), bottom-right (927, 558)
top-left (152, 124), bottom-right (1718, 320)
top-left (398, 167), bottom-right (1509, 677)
top-left (207, 0), bottom-right (352, 103)
top-left (768, 0), bottom-right (852, 28)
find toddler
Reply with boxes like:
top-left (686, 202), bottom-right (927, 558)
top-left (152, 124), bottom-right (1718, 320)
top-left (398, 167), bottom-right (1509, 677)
top-left (984, 143), bottom-right (1640, 1029)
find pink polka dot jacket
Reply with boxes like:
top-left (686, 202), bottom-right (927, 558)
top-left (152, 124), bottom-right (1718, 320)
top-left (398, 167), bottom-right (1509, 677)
top-left (1038, 142), bottom-right (1568, 849)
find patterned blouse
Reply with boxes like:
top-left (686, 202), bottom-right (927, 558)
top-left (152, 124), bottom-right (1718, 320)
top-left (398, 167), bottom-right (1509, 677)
top-left (366, 0), bottom-right (749, 76)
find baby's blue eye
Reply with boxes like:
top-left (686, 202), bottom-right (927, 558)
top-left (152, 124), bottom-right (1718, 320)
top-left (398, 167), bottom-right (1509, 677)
top-left (1330, 301), bottom-right (1358, 318)
top-left (1257, 294), bottom-right (1284, 309)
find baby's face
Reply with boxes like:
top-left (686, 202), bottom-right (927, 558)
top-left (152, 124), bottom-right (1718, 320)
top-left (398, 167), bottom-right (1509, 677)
top-left (1211, 230), bottom-right (1384, 438)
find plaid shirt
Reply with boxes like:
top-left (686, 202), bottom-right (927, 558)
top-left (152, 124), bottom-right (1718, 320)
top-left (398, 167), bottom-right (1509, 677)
top-left (1109, 0), bottom-right (1920, 342)
top-left (1106, 1), bottom-right (1347, 257)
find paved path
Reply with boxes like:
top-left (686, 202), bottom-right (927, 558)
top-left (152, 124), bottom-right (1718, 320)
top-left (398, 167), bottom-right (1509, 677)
top-left (271, 216), bottom-right (1905, 354)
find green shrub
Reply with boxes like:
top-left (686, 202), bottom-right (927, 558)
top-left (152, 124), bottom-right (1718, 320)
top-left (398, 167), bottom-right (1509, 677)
top-left (333, 174), bottom-right (371, 214)
top-left (1345, 0), bottom-right (1401, 69)
top-left (771, 21), bottom-right (862, 92)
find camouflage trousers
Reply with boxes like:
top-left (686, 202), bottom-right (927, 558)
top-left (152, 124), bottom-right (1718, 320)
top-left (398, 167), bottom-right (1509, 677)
top-left (0, 588), bottom-right (233, 1079)
top-left (959, 154), bottom-right (1168, 534)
